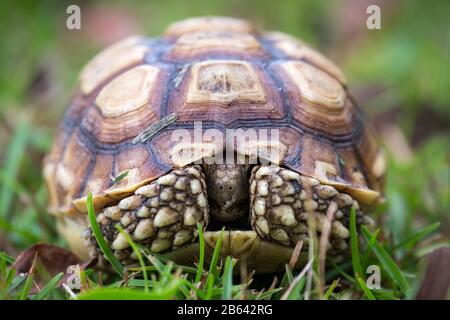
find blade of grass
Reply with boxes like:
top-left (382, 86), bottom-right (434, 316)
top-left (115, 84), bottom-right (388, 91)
top-left (204, 273), bottom-right (216, 300)
top-left (304, 210), bottom-right (317, 300)
top-left (7, 273), bottom-right (27, 293)
top-left (187, 282), bottom-right (243, 300)
top-left (145, 253), bottom-right (165, 275)
top-left (77, 279), bottom-right (182, 300)
top-left (350, 208), bottom-right (364, 278)
top-left (287, 277), bottom-right (306, 300)
top-left (181, 278), bottom-right (205, 299)
top-left (1, 268), bottom-right (15, 299)
top-left (4, 267), bottom-right (16, 289)
top-left (87, 192), bottom-right (124, 276)
top-left (361, 225), bottom-right (410, 295)
top-left (175, 280), bottom-right (190, 299)
top-left (31, 272), bottom-right (64, 300)
top-left (356, 276), bottom-right (376, 300)
top-left (0, 256), bottom-right (6, 275)
top-left (129, 265), bottom-right (197, 274)
top-left (221, 256), bottom-right (233, 300)
top-left (373, 288), bottom-right (399, 300)
top-left (330, 262), bottom-right (356, 285)
top-left (117, 279), bottom-right (159, 288)
top-left (19, 273), bottom-right (34, 300)
top-left (362, 228), bottom-right (380, 268)
top-left (274, 263), bottom-right (295, 299)
top-left (274, 271), bottom-right (290, 299)
top-left (195, 222), bottom-right (205, 284)
top-left (254, 288), bottom-right (283, 300)
top-left (0, 121), bottom-right (29, 218)
top-left (110, 171), bottom-right (128, 185)
top-left (116, 225), bottom-right (148, 293)
top-left (325, 260), bottom-right (352, 282)
top-left (281, 258), bottom-right (313, 300)
top-left (208, 227), bottom-right (224, 281)
top-left (323, 279), bottom-right (339, 300)
top-left (160, 261), bottom-right (174, 286)
top-left (284, 264), bottom-right (294, 283)
top-left (0, 169), bottom-right (27, 198)
top-left (143, 251), bottom-right (172, 263)
top-left (394, 222), bottom-right (441, 250)
top-left (0, 218), bottom-right (39, 243)
top-left (0, 251), bottom-right (14, 264)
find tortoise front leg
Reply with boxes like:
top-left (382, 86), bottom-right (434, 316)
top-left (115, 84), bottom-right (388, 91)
top-left (83, 165), bottom-right (209, 263)
top-left (249, 164), bottom-right (364, 257)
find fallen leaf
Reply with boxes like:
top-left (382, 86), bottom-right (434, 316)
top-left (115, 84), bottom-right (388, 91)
top-left (12, 243), bottom-right (82, 275)
top-left (415, 247), bottom-right (450, 300)
top-left (11, 243), bottom-right (88, 294)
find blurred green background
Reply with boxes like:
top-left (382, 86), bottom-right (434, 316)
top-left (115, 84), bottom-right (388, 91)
top-left (0, 0), bottom-right (448, 269)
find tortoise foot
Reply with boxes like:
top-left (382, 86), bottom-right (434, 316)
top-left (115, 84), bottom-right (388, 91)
top-left (249, 164), bottom-right (366, 257)
top-left (82, 165), bottom-right (209, 263)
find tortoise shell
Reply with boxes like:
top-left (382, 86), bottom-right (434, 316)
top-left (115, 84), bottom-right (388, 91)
top-left (43, 16), bottom-right (385, 221)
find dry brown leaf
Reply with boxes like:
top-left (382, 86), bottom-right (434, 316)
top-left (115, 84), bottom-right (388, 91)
top-left (11, 243), bottom-right (92, 294)
top-left (415, 247), bottom-right (450, 300)
top-left (12, 243), bottom-right (82, 275)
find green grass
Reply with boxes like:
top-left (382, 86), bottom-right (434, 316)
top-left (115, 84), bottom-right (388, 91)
top-left (221, 256), bottom-right (234, 300)
top-left (0, 121), bottom-right (29, 219)
top-left (195, 222), bottom-right (205, 284)
top-left (31, 272), bottom-right (64, 300)
top-left (87, 193), bottom-right (124, 277)
top-left (116, 225), bottom-right (149, 293)
top-left (361, 226), bottom-right (410, 296)
top-left (0, 0), bottom-right (449, 300)
top-left (350, 208), bottom-right (364, 279)
top-left (3, 190), bottom-right (436, 300)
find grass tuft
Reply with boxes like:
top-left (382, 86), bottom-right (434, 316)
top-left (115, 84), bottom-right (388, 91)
top-left (0, 121), bottom-right (29, 218)
top-left (116, 225), bottom-right (149, 293)
top-left (221, 256), bottom-right (234, 300)
top-left (31, 272), bottom-right (64, 300)
top-left (361, 226), bottom-right (410, 295)
top-left (395, 222), bottom-right (441, 250)
top-left (87, 192), bottom-right (124, 277)
top-left (195, 223), bottom-right (205, 284)
top-left (356, 276), bottom-right (376, 300)
top-left (350, 208), bottom-right (364, 279)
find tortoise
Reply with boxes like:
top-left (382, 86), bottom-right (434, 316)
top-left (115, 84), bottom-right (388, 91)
top-left (43, 16), bottom-right (385, 273)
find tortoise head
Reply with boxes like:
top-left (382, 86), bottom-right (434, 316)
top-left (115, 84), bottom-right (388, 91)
top-left (202, 163), bottom-right (251, 223)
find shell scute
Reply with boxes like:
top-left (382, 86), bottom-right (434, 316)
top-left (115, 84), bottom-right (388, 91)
top-left (79, 36), bottom-right (149, 95)
top-left (168, 59), bottom-right (284, 124)
top-left (166, 31), bottom-right (264, 60)
top-left (164, 16), bottom-right (257, 38)
top-left (265, 31), bottom-right (346, 84)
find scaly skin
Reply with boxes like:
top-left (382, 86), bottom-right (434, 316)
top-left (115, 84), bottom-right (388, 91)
top-left (83, 163), bottom-right (371, 264)
top-left (249, 165), bottom-right (369, 260)
top-left (83, 165), bottom-right (209, 264)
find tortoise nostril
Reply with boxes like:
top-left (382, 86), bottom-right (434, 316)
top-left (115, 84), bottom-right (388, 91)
top-left (228, 186), bottom-right (232, 190)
